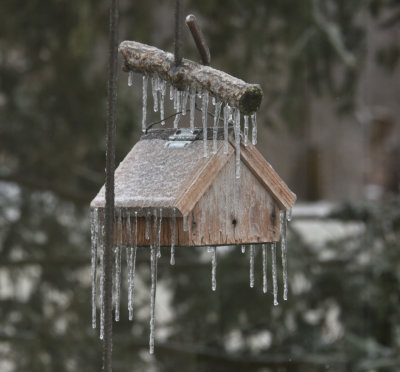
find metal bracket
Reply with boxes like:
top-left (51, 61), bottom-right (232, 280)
top-left (165, 128), bottom-right (202, 149)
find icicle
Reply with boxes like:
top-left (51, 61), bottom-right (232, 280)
top-left (151, 76), bottom-right (159, 112)
top-left (181, 87), bottom-right (189, 115)
top-left (91, 208), bottom-right (98, 329)
top-left (234, 108), bottom-right (241, 179)
top-left (114, 210), bottom-right (122, 321)
top-left (99, 223), bottom-right (105, 340)
top-left (145, 210), bottom-right (151, 240)
top-left (189, 87), bottom-right (196, 132)
top-left (126, 212), bottom-right (133, 320)
top-left (173, 90), bottom-right (181, 128)
top-left (251, 113), bottom-right (257, 146)
top-left (160, 80), bottom-right (166, 125)
top-left (142, 75), bottom-right (148, 133)
top-left (262, 244), bottom-right (267, 293)
top-left (212, 96), bottom-right (216, 105)
top-left (271, 242), bottom-right (278, 306)
top-left (149, 244), bottom-right (158, 354)
top-left (128, 71), bottom-right (133, 87)
top-left (183, 215), bottom-right (189, 232)
top-left (213, 101), bottom-right (222, 154)
top-left (157, 208), bottom-right (162, 258)
top-left (250, 244), bottom-right (255, 288)
top-left (287, 208), bottom-right (292, 222)
top-left (169, 84), bottom-right (176, 101)
top-left (241, 245), bottom-right (246, 254)
top-left (211, 247), bottom-right (217, 291)
top-left (244, 115), bottom-right (249, 146)
top-left (197, 90), bottom-right (203, 99)
top-left (114, 246), bottom-right (121, 321)
top-left (202, 92), bottom-right (209, 157)
top-left (128, 211), bottom-right (138, 321)
top-left (280, 211), bottom-right (288, 301)
top-left (223, 104), bottom-right (230, 154)
top-left (170, 208), bottom-right (176, 265)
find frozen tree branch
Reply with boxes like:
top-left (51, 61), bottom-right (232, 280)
top-left (119, 40), bottom-right (263, 115)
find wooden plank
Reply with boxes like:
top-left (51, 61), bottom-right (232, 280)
top-left (119, 41), bottom-right (263, 115)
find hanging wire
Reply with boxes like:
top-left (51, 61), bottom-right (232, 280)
top-left (103, 0), bottom-right (119, 370)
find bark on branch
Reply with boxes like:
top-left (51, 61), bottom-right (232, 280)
top-left (119, 40), bottom-right (263, 115)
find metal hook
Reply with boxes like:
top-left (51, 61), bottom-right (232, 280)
top-left (185, 14), bottom-right (211, 65)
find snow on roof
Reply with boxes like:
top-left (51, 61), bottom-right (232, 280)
top-left (91, 129), bottom-right (296, 215)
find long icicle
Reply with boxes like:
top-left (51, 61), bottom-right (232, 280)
top-left (145, 210), bottom-right (151, 240)
top-left (151, 76), bottom-right (159, 112)
top-left (114, 209), bottom-right (122, 321)
top-left (142, 75), bottom-right (148, 132)
top-left (126, 211), bottom-right (133, 321)
top-left (149, 241), bottom-right (158, 353)
top-left (281, 211), bottom-right (288, 301)
top-left (211, 246), bottom-right (217, 291)
top-left (99, 222), bottom-right (105, 340)
top-left (173, 90), bottom-right (181, 128)
top-left (262, 244), bottom-right (267, 293)
top-left (189, 87), bottom-right (196, 131)
top-left (213, 101), bottom-right (222, 154)
top-left (91, 208), bottom-right (98, 329)
top-left (223, 104), bottom-right (230, 154)
top-left (160, 80), bottom-right (166, 125)
top-left (251, 113), bottom-right (257, 146)
top-left (170, 208), bottom-right (176, 265)
top-left (157, 208), bottom-right (162, 258)
top-left (181, 87), bottom-right (189, 115)
top-left (234, 108), bottom-right (241, 179)
top-left (250, 244), bottom-right (255, 288)
top-left (271, 242), bottom-right (279, 306)
top-left (128, 71), bottom-right (133, 87)
top-left (202, 92), bottom-right (209, 157)
top-left (244, 115), bottom-right (249, 146)
top-left (129, 211), bottom-right (138, 320)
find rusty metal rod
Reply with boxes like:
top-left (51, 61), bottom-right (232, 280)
top-left (174, 0), bottom-right (183, 66)
top-left (185, 14), bottom-right (211, 65)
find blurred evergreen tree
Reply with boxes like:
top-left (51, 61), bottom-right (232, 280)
top-left (0, 0), bottom-right (399, 371)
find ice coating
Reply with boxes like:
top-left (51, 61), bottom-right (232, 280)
top-left (234, 108), bottom-right (241, 179)
top-left (271, 242), bottom-right (278, 306)
top-left (151, 76), bottom-right (159, 112)
top-left (280, 211), bottom-right (288, 301)
top-left (170, 208), bottom-right (176, 265)
top-left (250, 244), bottom-right (255, 288)
top-left (91, 208), bottom-right (98, 329)
top-left (149, 244), bottom-right (157, 354)
top-left (262, 244), bottom-right (267, 293)
top-left (213, 101), bottom-right (222, 154)
top-left (173, 90), bottom-right (181, 128)
top-left (244, 115), bottom-right (249, 146)
top-left (251, 113), bottom-right (257, 146)
top-left (211, 246), bottom-right (217, 291)
top-left (181, 87), bottom-right (189, 116)
top-left (202, 92), bottom-right (209, 157)
top-left (142, 75), bottom-right (148, 132)
top-left (189, 87), bottom-right (196, 132)
top-left (128, 71), bottom-right (133, 86)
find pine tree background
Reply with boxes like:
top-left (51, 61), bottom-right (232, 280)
top-left (0, 0), bottom-right (399, 371)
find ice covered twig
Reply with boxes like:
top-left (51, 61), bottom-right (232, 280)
top-left (119, 40), bottom-right (263, 115)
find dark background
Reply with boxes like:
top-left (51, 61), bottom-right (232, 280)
top-left (1, 0), bottom-right (399, 371)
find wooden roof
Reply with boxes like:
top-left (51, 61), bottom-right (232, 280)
top-left (90, 129), bottom-right (296, 215)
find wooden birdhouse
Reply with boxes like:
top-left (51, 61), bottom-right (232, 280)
top-left (90, 128), bottom-right (296, 247)
top-left (90, 18), bottom-right (297, 354)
